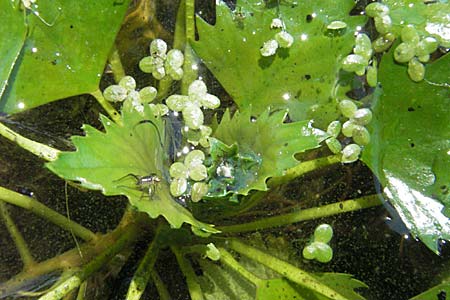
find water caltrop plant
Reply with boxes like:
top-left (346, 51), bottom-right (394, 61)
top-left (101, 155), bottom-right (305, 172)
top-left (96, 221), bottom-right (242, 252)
top-left (0, 0), bottom-right (449, 299)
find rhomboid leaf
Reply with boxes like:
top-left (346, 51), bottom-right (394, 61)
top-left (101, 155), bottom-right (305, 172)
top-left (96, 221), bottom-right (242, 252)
top-left (361, 51), bottom-right (450, 254)
top-left (46, 103), bottom-right (218, 234)
top-left (192, 0), bottom-right (366, 128)
top-left (207, 108), bottom-right (328, 198)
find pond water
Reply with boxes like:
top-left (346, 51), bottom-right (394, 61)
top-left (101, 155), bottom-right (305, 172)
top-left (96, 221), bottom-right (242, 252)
top-left (0, 0), bottom-right (449, 299)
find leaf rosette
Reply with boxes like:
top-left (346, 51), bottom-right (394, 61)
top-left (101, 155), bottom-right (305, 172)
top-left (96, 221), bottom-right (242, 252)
top-left (206, 108), bottom-right (328, 199)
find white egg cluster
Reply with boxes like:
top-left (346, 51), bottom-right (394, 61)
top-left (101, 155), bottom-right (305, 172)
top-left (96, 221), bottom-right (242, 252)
top-left (103, 76), bottom-right (167, 115)
top-left (260, 18), bottom-right (294, 57)
top-left (169, 150), bottom-right (209, 202)
top-left (325, 99), bottom-right (373, 164)
top-left (139, 39), bottom-right (185, 80)
top-left (341, 33), bottom-right (378, 87)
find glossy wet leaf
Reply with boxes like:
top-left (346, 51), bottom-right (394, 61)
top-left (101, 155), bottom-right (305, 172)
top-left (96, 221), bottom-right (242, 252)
top-left (383, 0), bottom-right (450, 47)
top-left (192, 0), bottom-right (366, 127)
top-left (361, 51), bottom-right (450, 254)
top-left (207, 109), bottom-right (328, 198)
top-left (0, 2), bottom-right (27, 98)
top-left (46, 105), bottom-right (218, 234)
top-left (0, 0), bottom-right (131, 113)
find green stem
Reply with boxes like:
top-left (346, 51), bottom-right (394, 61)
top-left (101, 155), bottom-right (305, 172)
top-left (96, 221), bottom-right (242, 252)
top-left (227, 239), bottom-right (348, 300)
top-left (0, 186), bottom-right (97, 241)
top-left (151, 270), bottom-right (171, 300)
top-left (219, 194), bottom-right (382, 233)
top-left (0, 221), bottom-right (142, 298)
top-left (108, 47), bottom-right (126, 83)
top-left (172, 246), bottom-right (204, 300)
top-left (0, 121), bottom-right (60, 161)
top-left (76, 281), bottom-right (87, 300)
top-left (218, 247), bottom-right (263, 286)
top-left (269, 154), bottom-right (342, 187)
top-left (228, 155), bottom-right (342, 217)
top-left (126, 226), bottom-right (162, 300)
top-left (185, 0), bottom-right (195, 42)
top-left (0, 202), bottom-right (35, 268)
top-left (39, 224), bottom-right (140, 300)
top-left (90, 89), bottom-right (122, 125)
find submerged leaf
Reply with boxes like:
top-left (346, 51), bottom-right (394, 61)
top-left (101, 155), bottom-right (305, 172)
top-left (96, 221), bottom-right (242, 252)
top-left (46, 105), bottom-right (218, 234)
top-left (192, 0), bottom-right (366, 127)
top-left (207, 108), bottom-right (328, 198)
top-left (361, 51), bottom-right (450, 254)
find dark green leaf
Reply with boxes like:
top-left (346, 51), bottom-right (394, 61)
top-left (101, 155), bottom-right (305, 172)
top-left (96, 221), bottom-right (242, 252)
top-left (46, 104), bottom-right (218, 234)
top-left (0, 0), bottom-right (131, 113)
top-left (192, 0), bottom-right (365, 127)
top-left (361, 51), bottom-right (450, 254)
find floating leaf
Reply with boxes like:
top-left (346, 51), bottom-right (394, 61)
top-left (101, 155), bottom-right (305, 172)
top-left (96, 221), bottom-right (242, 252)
top-left (0, 0), bottom-right (131, 113)
top-left (192, 0), bottom-right (366, 127)
top-left (383, 0), bottom-right (450, 47)
top-left (410, 281), bottom-right (450, 300)
top-left (361, 51), bottom-right (450, 254)
top-left (207, 108), bottom-right (328, 198)
top-left (0, 2), bottom-right (27, 98)
top-left (46, 104), bottom-right (218, 234)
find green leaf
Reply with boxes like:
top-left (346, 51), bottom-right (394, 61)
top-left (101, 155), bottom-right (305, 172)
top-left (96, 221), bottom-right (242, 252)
top-left (208, 108), bottom-right (328, 197)
top-left (0, 0), bottom-right (131, 113)
top-left (410, 282), bottom-right (450, 300)
top-left (361, 51), bottom-right (450, 254)
top-left (192, 0), bottom-right (366, 127)
top-left (383, 0), bottom-right (450, 47)
top-left (46, 104), bottom-right (218, 234)
top-left (0, 2), bottom-right (27, 98)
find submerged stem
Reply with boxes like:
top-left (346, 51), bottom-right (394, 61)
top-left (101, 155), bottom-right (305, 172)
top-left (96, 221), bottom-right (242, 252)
top-left (218, 247), bottom-right (263, 286)
top-left (219, 194), bottom-right (382, 233)
top-left (108, 47), bottom-right (126, 83)
top-left (0, 121), bottom-right (60, 161)
top-left (0, 186), bottom-right (96, 241)
top-left (227, 239), bottom-right (348, 300)
top-left (39, 225), bottom-right (139, 300)
top-left (172, 246), bottom-right (204, 300)
top-left (90, 89), bottom-right (122, 125)
top-left (0, 202), bottom-right (35, 268)
top-left (126, 225), bottom-right (162, 300)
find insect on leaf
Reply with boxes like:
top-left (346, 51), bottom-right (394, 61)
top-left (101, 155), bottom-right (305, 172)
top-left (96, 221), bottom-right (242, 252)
top-left (46, 104), bottom-right (219, 234)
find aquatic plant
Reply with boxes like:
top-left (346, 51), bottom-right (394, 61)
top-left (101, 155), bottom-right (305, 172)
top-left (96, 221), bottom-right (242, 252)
top-left (0, 0), bottom-right (448, 299)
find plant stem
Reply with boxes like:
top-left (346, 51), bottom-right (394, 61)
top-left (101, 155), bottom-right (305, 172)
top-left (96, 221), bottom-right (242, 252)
top-left (218, 247), bottom-right (263, 286)
top-left (151, 270), bottom-right (171, 300)
top-left (126, 226), bottom-right (162, 300)
top-left (0, 220), bottom-right (141, 299)
top-left (0, 186), bottom-right (96, 241)
top-left (90, 89), bottom-right (122, 125)
top-left (0, 202), bottom-right (35, 268)
top-left (185, 0), bottom-right (195, 42)
top-left (0, 121), bottom-right (60, 161)
top-left (229, 155), bottom-right (343, 217)
top-left (76, 281), bottom-right (87, 300)
top-left (38, 225), bottom-right (138, 300)
top-left (218, 194), bottom-right (382, 233)
top-left (172, 246), bottom-right (204, 300)
top-left (108, 47), bottom-right (126, 83)
top-left (269, 154), bottom-right (342, 187)
top-left (227, 239), bottom-right (348, 300)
